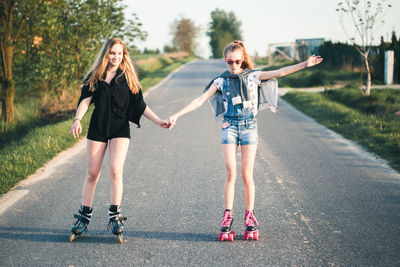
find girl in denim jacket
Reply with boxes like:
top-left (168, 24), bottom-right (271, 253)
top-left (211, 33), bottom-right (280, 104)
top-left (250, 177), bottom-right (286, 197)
top-left (168, 41), bottom-right (322, 241)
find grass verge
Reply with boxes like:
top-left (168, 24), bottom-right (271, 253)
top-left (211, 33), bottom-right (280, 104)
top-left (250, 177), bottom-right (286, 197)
top-left (0, 110), bottom-right (92, 195)
top-left (0, 55), bottom-right (195, 196)
top-left (282, 88), bottom-right (400, 172)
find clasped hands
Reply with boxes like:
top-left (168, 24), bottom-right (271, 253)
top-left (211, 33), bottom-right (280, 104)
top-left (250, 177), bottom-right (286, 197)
top-left (159, 115), bottom-right (177, 129)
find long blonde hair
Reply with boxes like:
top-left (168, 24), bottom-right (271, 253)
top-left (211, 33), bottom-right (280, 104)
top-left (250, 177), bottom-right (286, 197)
top-left (85, 38), bottom-right (141, 94)
top-left (223, 40), bottom-right (254, 70)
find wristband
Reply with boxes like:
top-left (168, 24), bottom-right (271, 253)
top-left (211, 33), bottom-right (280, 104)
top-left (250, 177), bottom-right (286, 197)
top-left (73, 118), bottom-right (80, 122)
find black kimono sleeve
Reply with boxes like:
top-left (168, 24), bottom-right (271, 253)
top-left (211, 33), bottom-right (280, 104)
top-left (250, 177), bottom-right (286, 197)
top-left (77, 74), bottom-right (94, 107)
top-left (128, 88), bottom-right (147, 127)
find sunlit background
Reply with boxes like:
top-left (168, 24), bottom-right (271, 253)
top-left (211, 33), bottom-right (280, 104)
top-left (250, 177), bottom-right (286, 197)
top-left (125, 0), bottom-right (400, 58)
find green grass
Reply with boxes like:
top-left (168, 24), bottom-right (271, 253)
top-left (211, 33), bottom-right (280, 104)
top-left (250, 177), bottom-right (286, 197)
top-left (0, 55), bottom-right (195, 196)
top-left (282, 88), bottom-right (400, 171)
top-left (1, 98), bottom-right (41, 146)
top-left (324, 87), bottom-right (400, 116)
top-left (0, 108), bottom-right (92, 195)
top-left (133, 53), bottom-right (160, 60)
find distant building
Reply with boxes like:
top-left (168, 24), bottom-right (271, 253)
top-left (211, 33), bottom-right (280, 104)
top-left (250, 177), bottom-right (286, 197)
top-left (275, 45), bottom-right (296, 59)
top-left (296, 38), bottom-right (325, 60)
top-left (268, 38), bottom-right (325, 64)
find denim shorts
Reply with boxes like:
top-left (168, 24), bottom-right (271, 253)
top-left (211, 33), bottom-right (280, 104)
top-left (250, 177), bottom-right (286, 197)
top-left (221, 118), bottom-right (258, 145)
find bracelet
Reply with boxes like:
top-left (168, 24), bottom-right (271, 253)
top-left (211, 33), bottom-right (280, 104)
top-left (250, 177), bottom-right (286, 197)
top-left (73, 118), bottom-right (80, 122)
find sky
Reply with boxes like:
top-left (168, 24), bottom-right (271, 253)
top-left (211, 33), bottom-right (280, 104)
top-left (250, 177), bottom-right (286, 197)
top-left (124, 0), bottom-right (400, 58)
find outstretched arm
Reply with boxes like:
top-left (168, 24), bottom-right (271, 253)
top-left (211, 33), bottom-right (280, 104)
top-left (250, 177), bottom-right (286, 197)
top-left (259, 55), bottom-right (323, 80)
top-left (143, 106), bottom-right (170, 128)
top-left (168, 83), bottom-right (218, 129)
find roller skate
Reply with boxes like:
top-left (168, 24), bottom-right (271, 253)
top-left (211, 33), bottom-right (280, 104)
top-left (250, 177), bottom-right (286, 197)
top-left (218, 209), bottom-right (235, 242)
top-left (243, 210), bottom-right (259, 240)
top-left (107, 205), bottom-right (127, 244)
top-left (69, 205), bottom-right (92, 242)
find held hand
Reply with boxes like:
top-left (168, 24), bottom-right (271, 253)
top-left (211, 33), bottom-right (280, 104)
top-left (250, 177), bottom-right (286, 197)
top-left (159, 119), bottom-right (170, 129)
top-left (167, 115), bottom-right (177, 129)
top-left (305, 55), bottom-right (323, 67)
top-left (70, 120), bottom-right (82, 138)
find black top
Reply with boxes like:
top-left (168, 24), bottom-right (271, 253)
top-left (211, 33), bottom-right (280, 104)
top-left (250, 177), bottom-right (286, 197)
top-left (77, 68), bottom-right (147, 136)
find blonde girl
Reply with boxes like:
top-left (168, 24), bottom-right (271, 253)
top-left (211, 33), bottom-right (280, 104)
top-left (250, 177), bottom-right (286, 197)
top-left (69, 38), bottom-right (169, 243)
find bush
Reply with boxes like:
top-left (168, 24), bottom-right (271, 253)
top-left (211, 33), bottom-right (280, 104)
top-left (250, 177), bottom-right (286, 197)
top-left (40, 83), bottom-right (81, 118)
top-left (308, 71), bottom-right (326, 86)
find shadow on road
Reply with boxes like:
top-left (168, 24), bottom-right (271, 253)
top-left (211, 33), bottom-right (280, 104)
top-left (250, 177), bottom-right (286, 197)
top-left (0, 226), bottom-right (127, 244)
top-left (0, 227), bottom-right (220, 243)
top-left (125, 230), bottom-right (217, 242)
top-left (0, 226), bottom-right (77, 243)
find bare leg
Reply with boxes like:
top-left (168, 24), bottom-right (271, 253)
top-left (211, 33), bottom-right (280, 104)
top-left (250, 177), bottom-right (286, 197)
top-left (241, 144), bottom-right (258, 211)
top-left (82, 140), bottom-right (108, 207)
top-left (108, 138), bottom-right (130, 206)
top-left (222, 144), bottom-right (238, 210)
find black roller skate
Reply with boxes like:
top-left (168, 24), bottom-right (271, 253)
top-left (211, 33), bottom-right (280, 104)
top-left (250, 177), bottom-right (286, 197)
top-left (69, 205), bottom-right (92, 242)
top-left (218, 209), bottom-right (235, 242)
top-left (243, 210), bottom-right (259, 240)
top-left (107, 205), bottom-right (127, 244)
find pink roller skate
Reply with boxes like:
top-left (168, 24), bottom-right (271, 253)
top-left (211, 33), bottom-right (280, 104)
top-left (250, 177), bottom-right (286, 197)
top-left (218, 209), bottom-right (235, 242)
top-left (243, 210), bottom-right (259, 240)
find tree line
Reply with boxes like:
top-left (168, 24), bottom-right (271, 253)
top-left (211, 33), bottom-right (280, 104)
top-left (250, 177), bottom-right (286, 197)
top-left (320, 31), bottom-right (400, 84)
top-left (2, 0), bottom-right (398, 125)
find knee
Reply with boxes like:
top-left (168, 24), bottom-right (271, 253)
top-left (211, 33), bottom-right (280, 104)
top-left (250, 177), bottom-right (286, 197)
top-left (86, 169), bottom-right (100, 183)
top-left (225, 168), bottom-right (236, 183)
top-left (109, 167), bottom-right (123, 181)
top-left (241, 170), bottom-right (254, 185)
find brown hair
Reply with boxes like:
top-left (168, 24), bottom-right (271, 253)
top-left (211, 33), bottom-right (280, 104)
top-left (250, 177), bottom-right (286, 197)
top-left (85, 38), bottom-right (141, 94)
top-left (223, 40), bottom-right (254, 70)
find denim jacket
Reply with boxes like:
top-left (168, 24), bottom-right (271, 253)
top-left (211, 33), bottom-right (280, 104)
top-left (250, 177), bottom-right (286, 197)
top-left (204, 69), bottom-right (278, 121)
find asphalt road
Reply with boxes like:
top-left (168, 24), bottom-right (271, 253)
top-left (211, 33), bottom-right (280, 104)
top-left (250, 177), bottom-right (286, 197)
top-left (0, 60), bottom-right (399, 266)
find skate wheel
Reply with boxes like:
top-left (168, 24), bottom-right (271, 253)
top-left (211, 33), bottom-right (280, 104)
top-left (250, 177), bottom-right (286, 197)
top-left (218, 233), bottom-right (225, 241)
top-left (248, 232), bottom-right (254, 239)
top-left (69, 234), bottom-right (76, 242)
top-left (228, 232), bottom-right (235, 242)
top-left (219, 233), bottom-right (230, 242)
top-left (243, 231), bottom-right (248, 240)
top-left (254, 230), bottom-right (259, 240)
top-left (118, 234), bottom-right (124, 244)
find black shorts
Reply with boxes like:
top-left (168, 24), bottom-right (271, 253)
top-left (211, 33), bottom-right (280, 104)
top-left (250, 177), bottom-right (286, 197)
top-left (87, 115), bottom-right (130, 143)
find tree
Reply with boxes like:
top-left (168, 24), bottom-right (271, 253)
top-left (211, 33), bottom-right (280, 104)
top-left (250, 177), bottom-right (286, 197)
top-left (22, 1), bottom-right (146, 87)
top-left (1, 0), bottom-right (147, 121)
top-left (337, 0), bottom-right (392, 95)
top-left (0, 0), bottom-right (42, 123)
top-left (207, 9), bottom-right (242, 58)
top-left (121, 12), bottom-right (148, 54)
top-left (171, 17), bottom-right (199, 55)
top-left (390, 31), bottom-right (398, 49)
top-left (163, 45), bottom-right (177, 53)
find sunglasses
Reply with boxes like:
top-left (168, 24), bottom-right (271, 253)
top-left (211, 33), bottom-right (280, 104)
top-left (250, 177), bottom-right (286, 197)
top-left (225, 58), bottom-right (243, 65)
